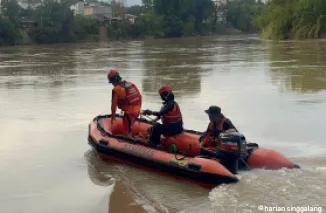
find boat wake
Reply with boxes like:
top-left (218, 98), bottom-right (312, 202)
top-left (85, 150), bottom-right (326, 213)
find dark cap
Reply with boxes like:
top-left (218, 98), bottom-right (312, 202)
top-left (205, 105), bottom-right (221, 116)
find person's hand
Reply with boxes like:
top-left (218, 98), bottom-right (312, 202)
top-left (152, 116), bottom-right (160, 124)
top-left (111, 115), bottom-right (116, 124)
top-left (143, 109), bottom-right (153, 115)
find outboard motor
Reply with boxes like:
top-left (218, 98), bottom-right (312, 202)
top-left (217, 132), bottom-right (248, 174)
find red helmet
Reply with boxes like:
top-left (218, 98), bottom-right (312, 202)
top-left (158, 84), bottom-right (172, 94)
top-left (107, 69), bottom-right (119, 82)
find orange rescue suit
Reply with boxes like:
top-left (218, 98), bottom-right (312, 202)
top-left (111, 81), bottom-right (142, 115)
top-left (201, 117), bottom-right (227, 148)
top-left (161, 103), bottom-right (182, 124)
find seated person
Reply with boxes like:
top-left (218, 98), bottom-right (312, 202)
top-left (142, 85), bottom-right (183, 145)
top-left (199, 105), bottom-right (237, 148)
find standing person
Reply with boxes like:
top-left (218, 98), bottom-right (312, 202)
top-left (107, 69), bottom-right (142, 136)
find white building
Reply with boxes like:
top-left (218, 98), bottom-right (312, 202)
top-left (70, 1), bottom-right (85, 15)
top-left (70, 1), bottom-right (113, 20)
top-left (83, 3), bottom-right (113, 20)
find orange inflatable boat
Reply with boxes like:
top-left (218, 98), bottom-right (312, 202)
top-left (88, 114), bottom-right (299, 187)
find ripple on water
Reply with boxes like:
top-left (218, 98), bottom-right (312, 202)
top-left (206, 167), bottom-right (326, 213)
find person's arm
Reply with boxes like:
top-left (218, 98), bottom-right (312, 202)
top-left (111, 89), bottom-right (118, 117)
top-left (152, 101), bottom-right (175, 117)
top-left (223, 119), bottom-right (237, 132)
top-left (199, 124), bottom-right (210, 141)
top-left (199, 124), bottom-right (212, 147)
top-left (135, 85), bottom-right (142, 106)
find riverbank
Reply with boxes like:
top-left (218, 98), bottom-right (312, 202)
top-left (0, 24), bottom-right (243, 48)
top-left (254, 0), bottom-right (326, 40)
top-left (1, 0), bottom-right (262, 47)
top-left (258, 25), bottom-right (326, 41)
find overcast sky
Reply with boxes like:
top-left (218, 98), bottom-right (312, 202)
top-left (126, 0), bottom-right (142, 6)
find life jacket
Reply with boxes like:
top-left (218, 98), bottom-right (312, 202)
top-left (161, 102), bottom-right (182, 124)
top-left (117, 81), bottom-right (141, 109)
top-left (206, 116), bottom-right (227, 146)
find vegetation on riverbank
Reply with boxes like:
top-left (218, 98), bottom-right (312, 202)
top-left (0, 0), bottom-right (265, 46)
top-left (254, 0), bottom-right (326, 40)
top-left (2, 0), bottom-right (325, 46)
top-left (0, 0), bottom-right (101, 46)
top-left (120, 0), bottom-right (264, 39)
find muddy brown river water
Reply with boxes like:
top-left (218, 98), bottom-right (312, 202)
top-left (1, 35), bottom-right (326, 213)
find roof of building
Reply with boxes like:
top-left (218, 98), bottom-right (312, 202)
top-left (91, 14), bottom-right (112, 21)
top-left (125, 14), bottom-right (137, 18)
top-left (85, 5), bottom-right (110, 8)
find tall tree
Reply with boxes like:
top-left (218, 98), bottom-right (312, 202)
top-left (126, 5), bottom-right (143, 16)
top-left (1, 0), bottom-right (22, 27)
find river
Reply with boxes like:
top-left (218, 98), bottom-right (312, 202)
top-left (1, 35), bottom-right (326, 213)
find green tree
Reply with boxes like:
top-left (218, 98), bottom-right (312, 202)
top-left (126, 5), bottom-right (143, 16)
top-left (31, 0), bottom-right (74, 43)
top-left (226, 0), bottom-right (264, 33)
top-left (21, 0), bottom-right (41, 9)
top-left (111, 1), bottom-right (125, 17)
top-left (72, 15), bottom-right (100, 40)
top-left (142, 0), bottom-right (153, 11)
top-left (1, 0), bottom-right (22, 27)
top-left (0, 17), bottom-right (20, 45)
top-left (292, 0), bottom-right (326, 39)
top-left (151, 0), bottom-right (215, 37)
top-left (254, 0), bottom-right (326, 40)
top-left (0, 0), bottom-right (273, 45)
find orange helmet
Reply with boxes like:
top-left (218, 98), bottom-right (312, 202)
top-left (158, 85), bottom-right (172, 101)
top-left (158, 84), bottom-right (172, 95)
top-left (107, 69), bottom-right (119, 83)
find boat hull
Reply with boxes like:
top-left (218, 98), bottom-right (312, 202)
top-left (87, 114), bottom-right (299, 186)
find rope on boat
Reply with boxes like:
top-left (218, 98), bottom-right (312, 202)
top-left (169, 144), bottom-right (187, 160)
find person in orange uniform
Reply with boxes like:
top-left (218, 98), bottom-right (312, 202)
top-left (199, 105), bottom-right (237, 148)
top-left (142, 85), bottom-right (183, 145)
top-left (107, 69), bottom-right (142, 135)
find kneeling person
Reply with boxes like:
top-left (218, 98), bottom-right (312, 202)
top-left (143, 85), bottom-right (183, 145)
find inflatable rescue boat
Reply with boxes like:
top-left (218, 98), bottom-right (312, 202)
top-left (88, 114), bottom-right (300, 187)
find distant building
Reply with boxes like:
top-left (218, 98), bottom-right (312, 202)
top-left (84, 3), bottom-right (112, 18)
top-left (69, 1), bottom-right (136, 24)
top-left (70, 1), bottom-right (85, 15)
top-left (84, 3), bottom-right (113, 20)
top-left (125, 14), bottom-right (137, 24)
top-left (70, 1), bottom-right (113, 21)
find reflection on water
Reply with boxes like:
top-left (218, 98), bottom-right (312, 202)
top-left (85, 150), bottom-right (209, 213)
top-left (0, 45), bottom-right (77, 96)
top-left (85, 151), bottom-right (149, 213)
top-left (268, 40), bottom-right (326, 93)
top-left (141, 38), bottom-right (204, 98)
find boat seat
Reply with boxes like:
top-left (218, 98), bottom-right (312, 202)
top-left (163, 129), bottom-right (186, 137)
